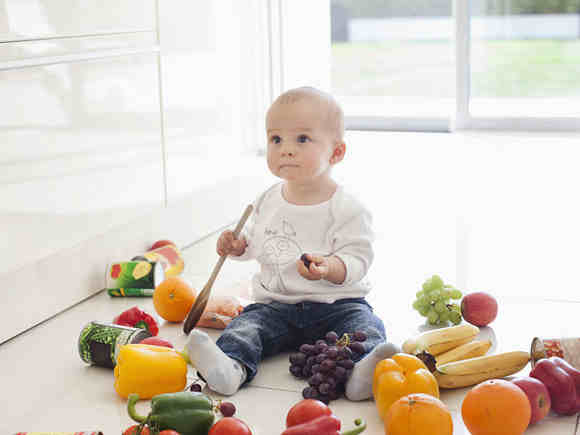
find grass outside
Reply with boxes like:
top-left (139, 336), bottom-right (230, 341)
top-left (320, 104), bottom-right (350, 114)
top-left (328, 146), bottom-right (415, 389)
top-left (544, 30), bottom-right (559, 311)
top-left (331, 40), bottom-right (580, 98)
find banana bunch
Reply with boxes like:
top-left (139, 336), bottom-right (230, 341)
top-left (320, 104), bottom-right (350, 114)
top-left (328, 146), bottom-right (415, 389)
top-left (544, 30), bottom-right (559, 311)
top-left (402, 324), bottom-right (530, 389)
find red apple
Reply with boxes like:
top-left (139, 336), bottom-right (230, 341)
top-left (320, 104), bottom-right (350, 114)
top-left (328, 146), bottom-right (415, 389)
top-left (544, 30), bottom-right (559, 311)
top-left (150, 239), bottom-right (176, 251)
top-left (512, 376), bottom-right (551, 424)
top-left (460, 291), bottom-right (498, 326)
top-left (139, 337), bottom-right (174, 348)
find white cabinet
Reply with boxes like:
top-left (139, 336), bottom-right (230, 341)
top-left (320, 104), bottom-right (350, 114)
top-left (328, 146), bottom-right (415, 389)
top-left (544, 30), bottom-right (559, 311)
top-left (0, 1), bottom-right (271, 343)
top-left (0, 0), bottom-right (155, 41)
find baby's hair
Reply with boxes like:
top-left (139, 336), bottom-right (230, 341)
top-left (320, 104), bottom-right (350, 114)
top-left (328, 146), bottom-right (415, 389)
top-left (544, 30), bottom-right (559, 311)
top-left (272, 87), bottom-right (344, 142)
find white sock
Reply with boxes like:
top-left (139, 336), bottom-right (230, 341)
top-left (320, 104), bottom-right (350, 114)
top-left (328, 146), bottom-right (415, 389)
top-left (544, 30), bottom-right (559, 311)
top-left (185, 329), bottom-right (247, 396)
top-left (345, 341), bottom-right (400, 401)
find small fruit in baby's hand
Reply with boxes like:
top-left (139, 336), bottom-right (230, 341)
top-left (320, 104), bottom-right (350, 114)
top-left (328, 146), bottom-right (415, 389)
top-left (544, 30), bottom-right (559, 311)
top-left (300, 253), bottom-right (311, 269)
top-left (461, 292), bottom-right (498, 326)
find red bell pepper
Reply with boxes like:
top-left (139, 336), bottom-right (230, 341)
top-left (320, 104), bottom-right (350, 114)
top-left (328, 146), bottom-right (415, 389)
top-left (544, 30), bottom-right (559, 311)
top-left (530, 356), bottom-right (580, 415)
top-left (114, 306), bottom-right (159, 336)
top-left (281, 415), bottom-right (366, 435)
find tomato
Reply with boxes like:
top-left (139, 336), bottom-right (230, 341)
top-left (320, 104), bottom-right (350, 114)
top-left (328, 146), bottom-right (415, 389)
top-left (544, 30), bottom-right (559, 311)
top-left (150, 239), bottom-right (176, 250)
top-left (122, 425), bottom-right (179, 435)
top-left (122, 425), bottom-right (150, 435)
top-left (285, 399), bottom-right (332, 428)
top-left (208, 417), bottom-right (252, 435)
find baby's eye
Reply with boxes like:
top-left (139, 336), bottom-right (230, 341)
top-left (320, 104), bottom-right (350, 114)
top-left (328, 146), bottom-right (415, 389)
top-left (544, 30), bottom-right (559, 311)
top-left (297, 134), bottom-right (310, 143)
top-left (270, 135), bottom-right (281, 144)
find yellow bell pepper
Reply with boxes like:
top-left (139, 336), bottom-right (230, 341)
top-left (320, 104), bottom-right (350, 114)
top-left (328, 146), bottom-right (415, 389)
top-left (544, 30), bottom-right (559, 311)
top-left (373, 353), bottom-right (439, 420)
top-left (114, 344), bottom-right (187, 399)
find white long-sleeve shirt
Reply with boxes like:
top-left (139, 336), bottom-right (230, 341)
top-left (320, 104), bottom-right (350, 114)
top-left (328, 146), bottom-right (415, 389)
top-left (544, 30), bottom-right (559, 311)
top-left (233, 183), bottom-right (374, 304)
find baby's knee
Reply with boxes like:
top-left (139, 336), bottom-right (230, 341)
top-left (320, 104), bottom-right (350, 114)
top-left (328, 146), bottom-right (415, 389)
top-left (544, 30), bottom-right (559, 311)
top-left (221, 320), bottom-right (261, 343)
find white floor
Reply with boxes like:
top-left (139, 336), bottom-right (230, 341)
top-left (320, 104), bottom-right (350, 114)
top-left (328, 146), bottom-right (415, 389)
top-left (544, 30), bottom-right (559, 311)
top-left (2, 130), bottom-right (580, 434)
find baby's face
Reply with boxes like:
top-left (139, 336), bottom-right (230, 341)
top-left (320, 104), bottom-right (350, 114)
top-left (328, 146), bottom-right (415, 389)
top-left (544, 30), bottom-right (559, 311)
top-left (266, 98), bottom-right (339, 185)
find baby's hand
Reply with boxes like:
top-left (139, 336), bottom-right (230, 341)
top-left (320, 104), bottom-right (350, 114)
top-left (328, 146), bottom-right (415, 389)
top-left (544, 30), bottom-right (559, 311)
top-left (297, 253), bottom-right (329, 281)
top-left (217, 230), bottom-right (247, 257)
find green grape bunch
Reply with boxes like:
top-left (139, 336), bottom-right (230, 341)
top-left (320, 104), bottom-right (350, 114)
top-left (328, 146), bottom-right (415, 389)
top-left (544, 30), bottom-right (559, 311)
top-left (412, 275), bottom-right (463, 325)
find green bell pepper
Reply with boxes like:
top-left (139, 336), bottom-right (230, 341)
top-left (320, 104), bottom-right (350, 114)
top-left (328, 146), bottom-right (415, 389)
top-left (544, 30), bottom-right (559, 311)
top-left (128, 391), bottom-right (215, 435)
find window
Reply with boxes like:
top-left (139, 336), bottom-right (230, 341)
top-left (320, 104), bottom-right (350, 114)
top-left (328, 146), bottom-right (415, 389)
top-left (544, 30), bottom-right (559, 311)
top-left (280, 0), bottom-right (580, 131)
top-left (470, 1), bottom-right (580, 119)
top-left (331, 1), bottom-right (455, 132)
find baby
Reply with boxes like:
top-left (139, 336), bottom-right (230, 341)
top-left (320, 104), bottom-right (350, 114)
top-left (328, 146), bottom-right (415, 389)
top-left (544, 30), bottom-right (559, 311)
top-left (186, 86), bottom-right (398, 400)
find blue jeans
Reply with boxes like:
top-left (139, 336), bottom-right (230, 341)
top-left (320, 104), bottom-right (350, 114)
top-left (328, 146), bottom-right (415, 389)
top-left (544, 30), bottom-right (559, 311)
top-left (216, 297), bottom-right (386, 384)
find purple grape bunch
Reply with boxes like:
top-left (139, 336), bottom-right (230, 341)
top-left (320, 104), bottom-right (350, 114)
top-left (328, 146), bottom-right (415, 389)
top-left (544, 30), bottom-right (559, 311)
top-left (288, 330), bottom-right (368, 404)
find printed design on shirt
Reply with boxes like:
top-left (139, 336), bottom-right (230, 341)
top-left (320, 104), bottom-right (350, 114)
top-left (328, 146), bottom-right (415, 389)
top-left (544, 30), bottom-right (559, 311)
top-left (258, 219), bottom-right (301, 293)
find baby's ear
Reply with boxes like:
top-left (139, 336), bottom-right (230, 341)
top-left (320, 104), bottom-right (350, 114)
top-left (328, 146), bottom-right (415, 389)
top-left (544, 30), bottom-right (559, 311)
top-left (330, 142), bottom-right (346, 164)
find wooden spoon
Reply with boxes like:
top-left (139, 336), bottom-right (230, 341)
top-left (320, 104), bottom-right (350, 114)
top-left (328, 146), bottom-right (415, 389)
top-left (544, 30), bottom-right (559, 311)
top-left (183, 204), bottom-right (253, 334)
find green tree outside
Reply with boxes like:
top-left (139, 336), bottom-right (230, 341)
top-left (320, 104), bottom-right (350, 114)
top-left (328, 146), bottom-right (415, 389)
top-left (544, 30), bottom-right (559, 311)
top-left (334, 0), bottom-right (580, 17)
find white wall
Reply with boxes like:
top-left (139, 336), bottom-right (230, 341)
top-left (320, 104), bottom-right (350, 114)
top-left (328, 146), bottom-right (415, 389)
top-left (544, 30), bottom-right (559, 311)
top-left (0, 0), bottom-right (273, 343)
top-left (278, 0), bottom-right (332, 92)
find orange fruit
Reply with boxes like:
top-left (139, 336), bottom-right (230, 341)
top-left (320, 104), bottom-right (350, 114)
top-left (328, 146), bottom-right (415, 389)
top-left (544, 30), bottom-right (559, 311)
top-left (385, 393), bottom-right (453, 435)
top-left (461, 379), bottom-right (531, 435)
top-left (153, 277), bottom-right (196, 322)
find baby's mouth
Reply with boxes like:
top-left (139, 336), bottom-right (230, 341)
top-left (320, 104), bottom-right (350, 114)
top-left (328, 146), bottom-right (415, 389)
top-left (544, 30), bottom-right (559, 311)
top-left (280, 164), bottom-right (299, 169)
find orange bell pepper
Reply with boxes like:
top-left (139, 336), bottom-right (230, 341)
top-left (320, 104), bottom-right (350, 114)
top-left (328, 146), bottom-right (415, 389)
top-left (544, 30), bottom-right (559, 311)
top-left (114, 344), bottom-right (187, 399)
top-left (373, 353), bottom-right (439, 420)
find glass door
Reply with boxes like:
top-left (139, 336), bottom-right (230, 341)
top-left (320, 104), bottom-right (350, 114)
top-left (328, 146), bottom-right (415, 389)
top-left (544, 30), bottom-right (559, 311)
top-left (456, 0), bottom-right (580, 130)
top-left (330, 1), bottom-right (455, 132)
top-left (280, 0), bottom-right (580, 132)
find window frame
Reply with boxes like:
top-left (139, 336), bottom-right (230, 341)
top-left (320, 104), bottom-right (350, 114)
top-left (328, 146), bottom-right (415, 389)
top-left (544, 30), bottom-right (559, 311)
top-left (453, 0), bottom-right (580, 132)
top-left (275, 0), bottom-right (580, 133)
